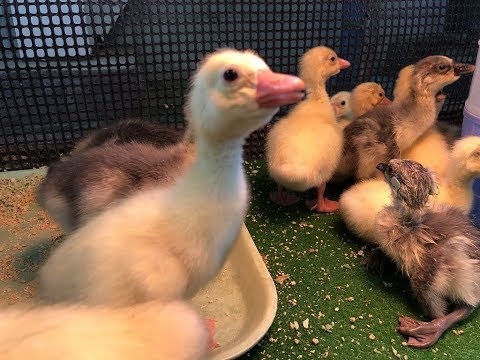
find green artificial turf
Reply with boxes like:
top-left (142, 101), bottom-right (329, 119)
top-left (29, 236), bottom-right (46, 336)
top-left (240, 159), bottom-right (480, 360)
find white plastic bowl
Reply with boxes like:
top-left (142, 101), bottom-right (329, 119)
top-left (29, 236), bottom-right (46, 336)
top-left (193, 224), bottom-right (278, 359)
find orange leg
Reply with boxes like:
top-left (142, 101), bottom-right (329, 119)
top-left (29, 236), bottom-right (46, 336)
top-left (305, 183), bottom-right (338, 213)
top-left (205, 319), bottom-right (219, 350)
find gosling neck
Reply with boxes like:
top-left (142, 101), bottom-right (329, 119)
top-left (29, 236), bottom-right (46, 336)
top-left (195, 136), bottom-right (244, 169)
top-left (403, 89), bottom-right (437, 113)
top-left (175, 134), bottom-right (246, 199)
top-left (306, 78), bottom-right (329, 103)
top-left (393, 198), bottom-right (427, 226)
top-left (394, 89), bottom-right (438, 151)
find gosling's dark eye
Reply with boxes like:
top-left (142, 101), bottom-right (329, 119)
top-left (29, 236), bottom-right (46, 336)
top-left (330, 56), bottom-right (336, 62)
top-left (379, 92), bottom-right (384, 97)
top-left (340, 101), bottom-right (346, 106)
top-left (437, 64), bottom-right (450, 72)
top-left (385, 165), bottom-right (393, 175)
top-left (223, 69), bottom-right (238, 82)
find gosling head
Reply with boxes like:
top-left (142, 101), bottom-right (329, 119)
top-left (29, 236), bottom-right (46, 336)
top-left (394, 64), bottom-right (447, 106)
top-left (299, 46), bottom-right (350, 90)
top-left (377, 159), bottom-right (437, 210)
top-left (411, 56), bottom-right (475, 97)
top-left (330, 91), bottom-right (352, 118)
top-left (186, 49), bottom-right (305, 141)
top-left (351, 82), bottom-right (390, 117)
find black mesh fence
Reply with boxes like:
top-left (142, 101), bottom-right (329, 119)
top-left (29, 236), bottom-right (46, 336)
top-left (1, 0), bottom-right (479, 171)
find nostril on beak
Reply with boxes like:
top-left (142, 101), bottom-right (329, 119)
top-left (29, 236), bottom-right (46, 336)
top-left (453, 63), bottom-right (476, 76)
top-left (376, 163), bottom-right (388, 173)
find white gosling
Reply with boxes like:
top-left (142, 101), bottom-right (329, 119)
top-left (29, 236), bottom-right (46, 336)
top-left (38, 49), bottom-right (305, 305)
top-left (0, 301), bottom-right (208, 360)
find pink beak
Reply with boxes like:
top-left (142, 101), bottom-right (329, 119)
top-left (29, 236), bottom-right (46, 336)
top-left (338, 58), bottom-right (351, 70)
top-left (382, 97), bottom-right (392, 105)
top-left (256, 71), bottom-right (306, 108)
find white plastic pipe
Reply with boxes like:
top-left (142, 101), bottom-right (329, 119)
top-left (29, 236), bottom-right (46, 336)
top-left (465, 39), bottom-right (480, 118)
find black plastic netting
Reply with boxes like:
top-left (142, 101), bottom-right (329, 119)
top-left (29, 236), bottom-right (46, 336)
top-left (1, 0), bottom-right (479, 171)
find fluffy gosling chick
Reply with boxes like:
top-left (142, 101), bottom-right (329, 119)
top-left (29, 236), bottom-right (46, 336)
top-left (370, 159), bottom-right (480, 349)
top-left (0, 301), bottom-right (208, 360)
top-left (350, 81), bottom-right (391, 119)
top-left (37, 49), bottom-right (305, 306)
top-left (434, 136), bottom-right (480, 212)
top-left (38, 139), bottom-right (196, 233)
top-left (339, 136), bottom-right (480, 246)
top-left (331, 91), bottom-right (353, 129)
top-left (337, 56), bottom-right (474, 181)
top-left (266, 46), bottom-right (350, 212)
